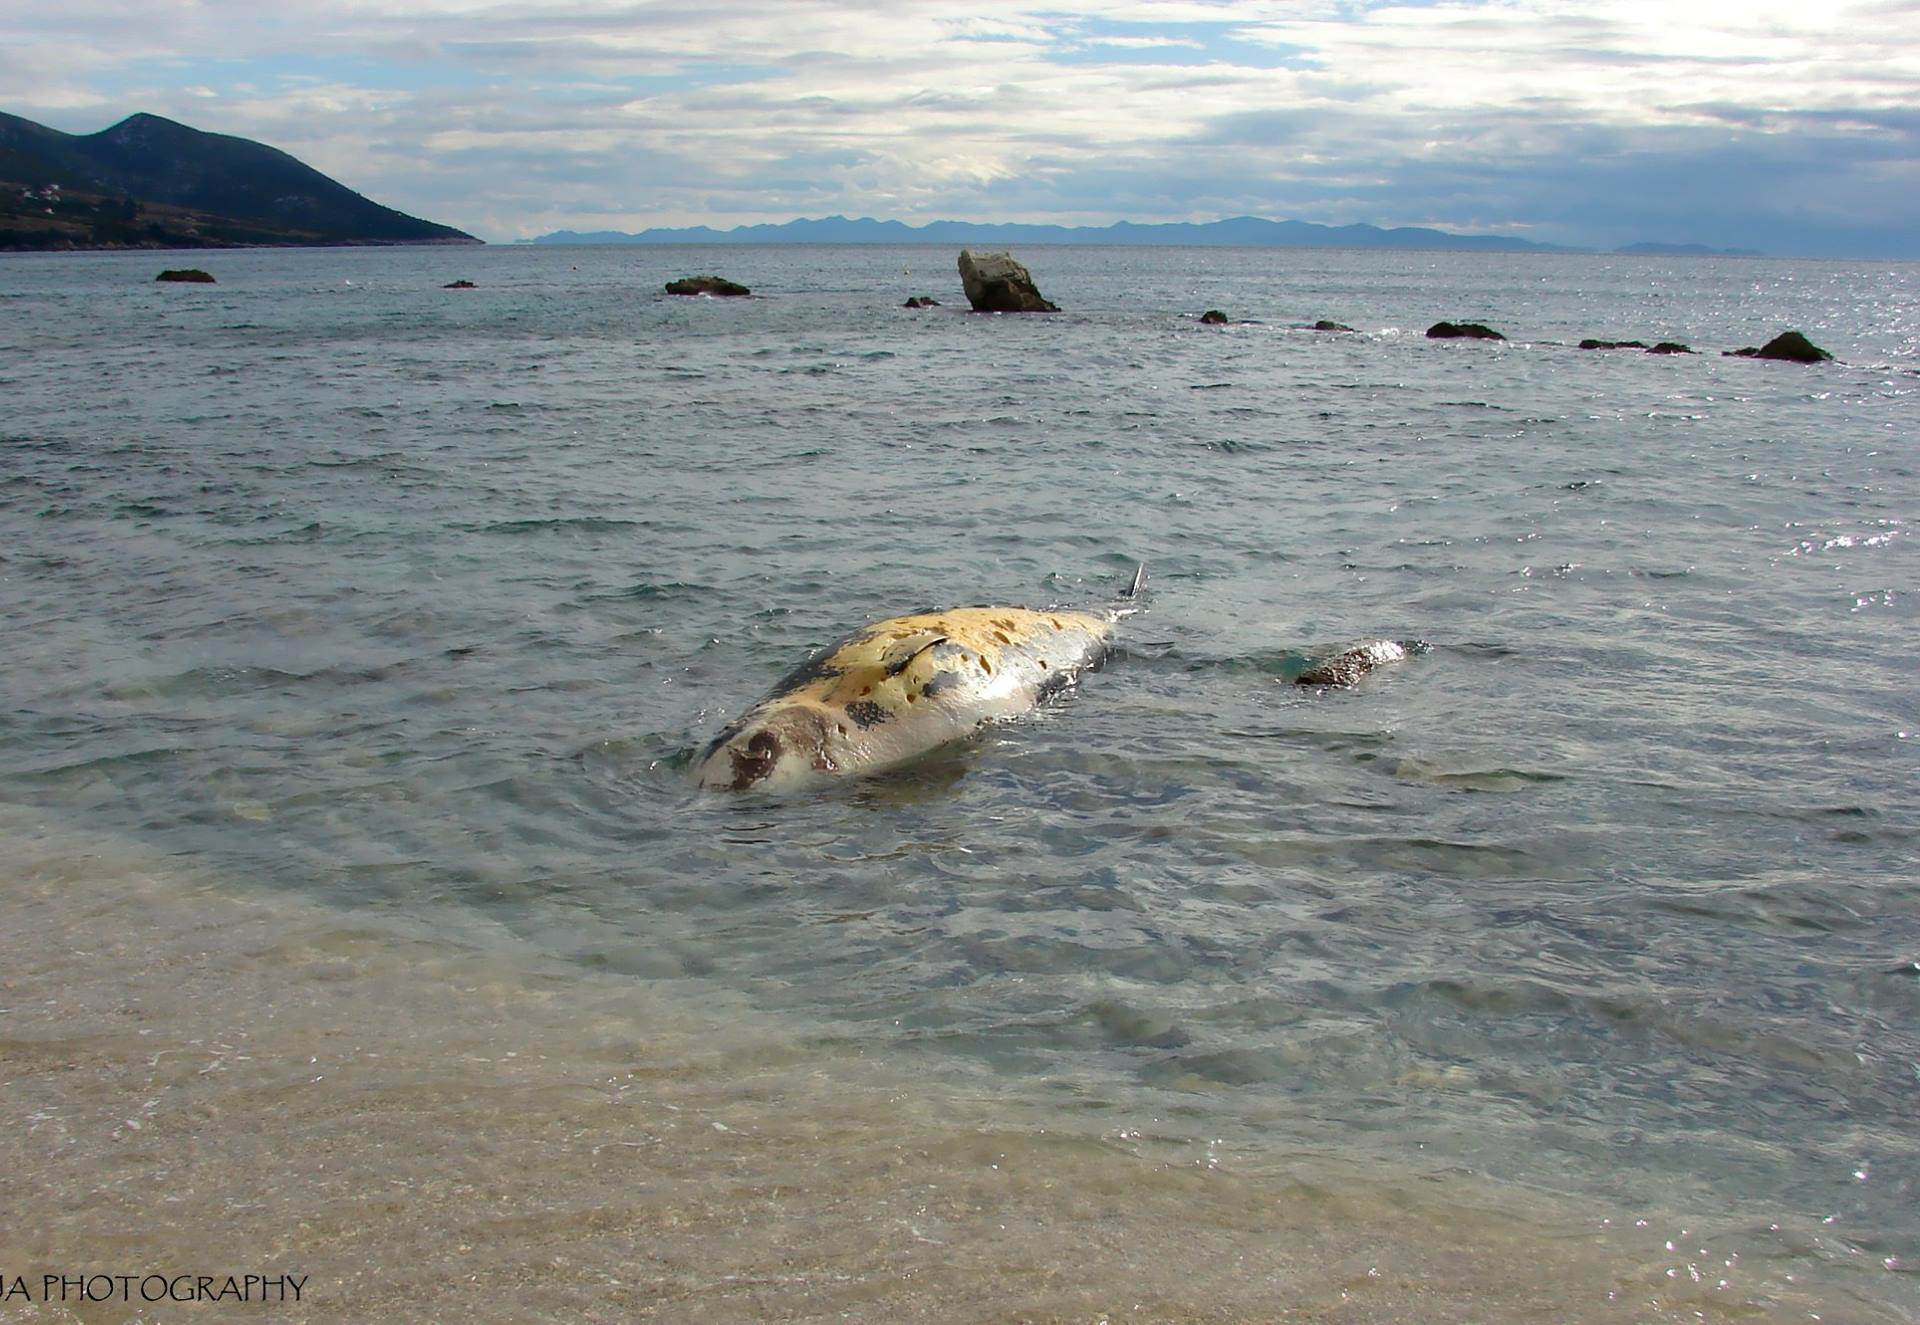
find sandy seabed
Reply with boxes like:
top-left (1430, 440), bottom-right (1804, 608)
top-left (0, 806), bottom-right (1886, 1324)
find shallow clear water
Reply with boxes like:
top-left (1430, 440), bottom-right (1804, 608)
top-left (3, 243), bottom-right (1918, 1315)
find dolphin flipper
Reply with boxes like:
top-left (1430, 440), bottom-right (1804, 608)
top-left (881, 631), bottom-right (948, 676)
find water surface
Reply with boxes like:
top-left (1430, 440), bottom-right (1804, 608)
top-left (2, 243), bottom-right (1917, 1319)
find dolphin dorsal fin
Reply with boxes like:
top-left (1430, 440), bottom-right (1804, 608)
top-left (881, 631), bottom-right (947, 676)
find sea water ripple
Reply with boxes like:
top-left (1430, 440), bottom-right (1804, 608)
top-left (2, 243), bottom-right (1917, 1313)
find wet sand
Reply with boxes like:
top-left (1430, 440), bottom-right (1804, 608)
top-left (0, 807), bottom-right (1889, 1323)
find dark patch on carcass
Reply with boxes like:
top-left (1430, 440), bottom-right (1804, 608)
top-left (768, 647), bottom-right (845, 698)
top-left (845, 699), bottom-right (889, 728)
top-left (728, 729), bottom-right (783, 790)
top-left (919, 670), bottom-right (960, 700)
top-left (1034, 640), bottom-right (1104, 700)
top-left (1034, 668), bottom-right (1076, 701)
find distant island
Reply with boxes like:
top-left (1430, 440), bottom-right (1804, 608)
top-left (534, 215), bottom-right (1579, 252)
top-left (0, 110), bottom-right (477, 250)
top-left (531, 215), bottom-right (1763, 257)
top-left (1614, 241), bottom-right (1764, 257)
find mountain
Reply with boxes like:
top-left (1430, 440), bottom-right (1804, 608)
top-left (0, 110), bottom-right (477, 249)
top-left (532, 214), bottom-right (1581, 252)
top-left (1614, 242), bottom-right (1765, 257)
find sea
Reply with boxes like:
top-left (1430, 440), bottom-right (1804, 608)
top-left (1, 243), bottom-right (1916, 1322)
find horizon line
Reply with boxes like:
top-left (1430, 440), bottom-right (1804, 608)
top-left (522, 214), bottom-right (1770, 258)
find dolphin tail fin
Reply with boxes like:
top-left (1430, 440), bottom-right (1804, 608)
top-left (1110, 562), bottom-right (1147, 620)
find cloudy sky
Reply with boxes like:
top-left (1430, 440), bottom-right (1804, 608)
top-left (6, 0), bottom-right (1916, 254)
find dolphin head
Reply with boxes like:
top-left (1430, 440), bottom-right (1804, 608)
top-left (691, 703), bottom-right (839, 793)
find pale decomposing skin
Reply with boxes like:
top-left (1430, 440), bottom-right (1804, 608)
top-left (693, 605), bottom-right (1115, 792)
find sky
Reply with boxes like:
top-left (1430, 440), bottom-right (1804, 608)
top-left (4, 0), bottom-right (1917, 255)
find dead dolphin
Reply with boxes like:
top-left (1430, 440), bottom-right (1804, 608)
top-left (694, 567), bottom-right (1144, 792)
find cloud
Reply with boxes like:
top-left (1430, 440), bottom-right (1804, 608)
top-left (3, 0), bottom-right (1915, 253)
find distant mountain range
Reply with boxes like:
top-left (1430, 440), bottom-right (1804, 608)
top-left (532, 214), bottom-right (1763, 256)
top-left (0, 110), bottom-right (476, 250)
top-left (535, 214), bottom-right (1579, 251)
top-left (0, 112), bottom-right (1764, 258)
top-left (1614, 241), bottom-right (1763, 257)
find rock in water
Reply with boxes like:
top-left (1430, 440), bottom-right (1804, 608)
top-left (1427, 321), bottom-right (1505, 340)
top-left (155, 268), bottom-right (215, 283)
top-left (1725, 330), bottom-right (1832, 362)
top-left (665, 275), bottom-right (750, 297)
top-left (1296, 640), bottom-right (1415, 688)
top-left (1580, 337), bottom-right (1694, 354)
top-left (957, 250), bottom-right (1057, 313)
top-left (904, 296), bottom-right (941, 308)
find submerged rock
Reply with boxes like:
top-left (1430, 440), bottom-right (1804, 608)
top-left (903, 295), bottom-right (940, 308)
top-left (155, 268), bottom-right (215, 284)
top-left (1725, 330), bottom-right (1832, 362)
top-left (1312, 319), bottom-right (1356, 333)
top-left (1199, 309), bottom-right (1229, 325)
top-left (665, 275), bottom-right (750, 297)
top-left (443, 279), bottom-right (477, 289)
top-left (956, 250), bottom-right (1057, 313)
top-left (1580, 337), bottom-right (1694, 354)
top-left (1088, 997), bottom-right (1190, 1050)
top-left (1427, 321), bottom-right (1505, 341)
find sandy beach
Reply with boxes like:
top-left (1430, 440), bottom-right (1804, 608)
top-left (0, 805), bottom-right (1881, 1323)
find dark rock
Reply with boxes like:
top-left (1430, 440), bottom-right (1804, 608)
top-left (443, 279), bottom-right (476, 289)
top-left (1312, 320), bottom-right (1356, 333)
top-left (1427, 321), bottom-right (1505, 340)
top-left (903, 296), bottom-right (940, 308)
top-left (1762, 331), bottom-right (1830, 361)
top-left (1578, 337), bottom-right (1695, 354)
top-left (1296, 641), bottom-right (1414, 688)
top-left (155, 268), bottom-right (214, 283)
top-left (1199, 309), bottom-right (1229, 325)
top-left (665, 275), bottom-right (750, 297)
top-left (956, 250), bottom-right (1057, 313)
top-left (1724, 330), bottom-right (1832, 363)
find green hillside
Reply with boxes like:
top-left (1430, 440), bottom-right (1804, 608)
top-left (0, 111), bottom-right (476, 249)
